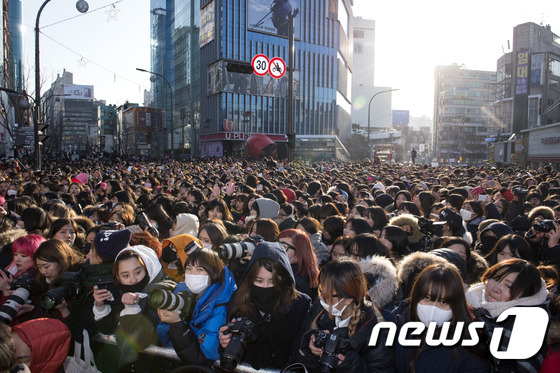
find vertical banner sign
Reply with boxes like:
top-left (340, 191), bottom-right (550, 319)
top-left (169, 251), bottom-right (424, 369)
top-left (515, 50), bottom-right (530, 95)
top-left (530, 53), bottom-right (544, 87)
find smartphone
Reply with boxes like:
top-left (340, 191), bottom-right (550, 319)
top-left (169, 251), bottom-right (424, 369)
top-left (97, 279), bottom-right (119, 304)
top-left (472, 186), bottom-right (484, 195)
top-left (478, 194), bottom-right (489, 202)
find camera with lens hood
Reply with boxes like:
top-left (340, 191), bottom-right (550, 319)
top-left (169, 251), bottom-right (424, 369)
top-left (313, 331), bottom-right (351, 373)
top-left (217, 236), bottom-right (262, 261)
top-left (0, 288), bottom-right (31, 323)
top-left (533, 219), bottom-right (559, 233)
top-left (418, 217), bottom-right (444, 236)
top-left (148, 289), bottom-right (197, 321)
top-left (219, 317), bottom-right (256, 372)
top-left (40, 272), bottom-right (81, 310)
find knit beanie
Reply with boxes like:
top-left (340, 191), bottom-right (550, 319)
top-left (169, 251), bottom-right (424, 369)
top-left (94, 229), bottom-right (132, 262)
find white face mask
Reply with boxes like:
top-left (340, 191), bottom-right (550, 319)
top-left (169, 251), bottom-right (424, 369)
top-left (184, 274), bottom-right (209, 294)
top-left (245, 215), bottom-right (256, 224)
top-left (7, 190), bottom-right (17, 196)
top-left (460, 209), bottom-right (473, 221)
top-left (416, 303), bottom-right (453, 327)
top-left (320, 298), bottom-right (347, 317)
top-left (202, 243), bottom-right (212, 250)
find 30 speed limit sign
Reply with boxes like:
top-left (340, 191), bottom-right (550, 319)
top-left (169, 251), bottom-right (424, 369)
top-left (251, 54), bottom-right (269, 76)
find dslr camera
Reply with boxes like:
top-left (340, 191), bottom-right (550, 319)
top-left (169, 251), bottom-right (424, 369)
top-left (148, 289), bottom-right (197, 321)
top-left (313, 331), bottom-right (351, 373)
top-left (218, 236), bottom-right (262, 261)
top-left (0, 288), bottom-right (30, 323)
top-left (418, 217), bottom-right (444, 236)
top-left (220, 317), bottom-right (256, 372)
top-left (137, 211), bottom-right (159, 238)
top-left (533, 219), bottom-right (559, 233)
top-left (40, 272), bottom-right (81, 310)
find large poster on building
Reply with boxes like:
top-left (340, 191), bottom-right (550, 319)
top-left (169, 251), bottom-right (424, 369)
top-left (531, 53), bottom-right (544, 87)
top-left (199, 0), bottom-right (215, 48)
top-left (515, 50), bottom-right (530, 95)
top-left (63, 85), bottom-right (94, 100)
top-left (247, 0), bottom-right (300, 38)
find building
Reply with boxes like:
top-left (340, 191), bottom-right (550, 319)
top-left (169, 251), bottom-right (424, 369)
top-left (409, 115), bottom-right (433, 163)
top-left (150, 0), bottom-right (354, 159)
top-left (6, 0), bottom-right (22, 91)
top-left (433, 64), bottom-right (496, 164)
top-left (121, 105), bottom-right (163, 156)
top-left (42, 70), bottom-right (98, 155)
top-left (98, 103), bottom-right (118, 154)
top-left (491, 22), bottom-right (560, 166)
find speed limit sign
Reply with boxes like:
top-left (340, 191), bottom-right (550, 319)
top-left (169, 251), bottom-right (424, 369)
top-left (269, 57), bottom-right (286, 79)
top-left (251, 54), bottom-right (269, 76)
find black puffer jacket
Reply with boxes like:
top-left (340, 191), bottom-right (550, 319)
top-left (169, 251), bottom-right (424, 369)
top-left (294, 299), bottom-right (394, 373)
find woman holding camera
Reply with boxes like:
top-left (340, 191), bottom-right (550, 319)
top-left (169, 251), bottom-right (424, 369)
top-left (393, 262), bottom-right (490, 372)
top-left (92, 244), bottom-right (175, 368)
top-left (155, 247), bottom-right (236, 365)
top-left (218, 241), bottom-right (311, 370)
top-left (294, 258), bottom-right (393, 373)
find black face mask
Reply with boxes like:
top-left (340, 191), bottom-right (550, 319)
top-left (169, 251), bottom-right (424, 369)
top-left (481, 235), bottom-right (498, 252)
top-left (250, 284), bottom-right (280, 314)
top-left (161, 246), bottom-right (179, 264)
top-left (83, 242), bottom-right (92, 254)
top-left (118, 274), bottom-right (150, 293)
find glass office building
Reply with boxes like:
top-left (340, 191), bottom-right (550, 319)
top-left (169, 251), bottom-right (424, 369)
top-left (151, 0), bottom-right (353, 158)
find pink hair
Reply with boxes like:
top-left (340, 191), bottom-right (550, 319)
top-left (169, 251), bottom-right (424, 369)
top-left (12, 234), bottom-right (47, 257)
top-left (277, 229), bottom-right (319, 288)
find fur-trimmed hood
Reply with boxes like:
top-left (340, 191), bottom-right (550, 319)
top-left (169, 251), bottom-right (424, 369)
top-left (464, 251), bottom-right (489, 285)
top-left (465, 280), bottom-right (549, 318)
top-left (0, 228), bottom-right (26, 249)
top-left (397, 251), bottom-right (449, 299)
top-left (358, 255), bottom-right (397, 310)
top-left (389, 214), bottom-right (423, 244)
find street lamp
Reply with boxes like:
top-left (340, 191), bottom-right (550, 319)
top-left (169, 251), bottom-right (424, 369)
top-left (367, 88), bottom-right (399, 157)
top-left (242, 111), bottom-right (251, 159)
top-left (35, 0), bottom-right (89, 170)
top-left (136, 67), bottom-right (174, 158)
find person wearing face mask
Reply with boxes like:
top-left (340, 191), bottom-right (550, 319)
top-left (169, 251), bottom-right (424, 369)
top-left (156, 247), bottom-right (236, 365)
top-left (394, 262), bottom-right (490, 373)
top-left (198, 221), bottom-right (228, 250)
top-left (92, 244), bottom-right (176, 369)
top-left (466, 259), bottom-right (549, 372)
top-left (219, 241), bottom-right (311, 370)
top-left (476, 222), bottom-right (513, 257)
top-left (460, 201), bottom-right (486, 236)
top-left (295, 258), bottom-right (394, 373)
top-left (160, 234), bottom-right (203, 282)
top-left (277, 229), bottom-right (319, 300)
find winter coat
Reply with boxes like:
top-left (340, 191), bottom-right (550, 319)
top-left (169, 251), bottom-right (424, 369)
top-left (464, 251), bottom-right (489, 286)
top-left (156, 266), bottom-right (237, 364)
top-left (12, 318), bottom-right (71, 373)
top-left (397, 251), bottom-right (449, 300)
top-left (225, 241), bottom-right (312, 370)
top-left (466, 216), bottom-right (485, 236)
top-left (294, 299), bottom-right (394, 373)
top-left (309, 232), bottom-right (330, 266)
top-left (389, 214), bottom-right (424, 252)
top-left (358, 255), bottom-right (398, 312)
top-left (466, 280), bottom-right (550, 372)
top-left (292, 263), bottom-right (318, 300)
top-left (392, 303), bottom-right (490, 373)
top-left (93, 245), bottom-right (176, 365)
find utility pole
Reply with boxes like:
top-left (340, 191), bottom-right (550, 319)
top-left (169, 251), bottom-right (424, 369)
top-left (287, 13), bottom-right (295, 162)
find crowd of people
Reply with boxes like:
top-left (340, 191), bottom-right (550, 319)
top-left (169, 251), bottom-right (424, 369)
top-left (0, 155), bottom-right (559, 373)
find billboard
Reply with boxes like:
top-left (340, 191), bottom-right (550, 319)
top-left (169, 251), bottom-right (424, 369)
top-left (392, 110), bottom-right (410, 125)
top-left (531, 53), bottom-right (544, 87)
top-left (515, 50), bottom-right (530, 95)
top-left (199, 0), bottom-right (215, 48)
top-left (63, 85), bottom-right (94, 100)
top-left (247, 0), bottom-right (300, 38)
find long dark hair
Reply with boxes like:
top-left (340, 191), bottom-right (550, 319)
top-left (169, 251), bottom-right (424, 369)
top-left (484, 234), bottom-right (534, 266)
top-left (277, 229), bottom-right (319, 288)
top-left (230, 257), bottom-right (297, 317)
top-left (33, 239), bottom-right (84, 289)
top-left (481, 259), bottom-right (542, 301)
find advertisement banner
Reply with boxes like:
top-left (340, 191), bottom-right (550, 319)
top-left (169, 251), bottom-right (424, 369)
top-left (63, 85), bottom-right (94, 100)
top-left (199, 0), bottom-right (215, 48)
top-left (247, 0), bottom-right (300, 38)
top-left (201, 140), bottom-right (223, 157)
top-left (530, 53), bottom-right (544, 87)
top-left (515, 50), bottom-right (530, 95)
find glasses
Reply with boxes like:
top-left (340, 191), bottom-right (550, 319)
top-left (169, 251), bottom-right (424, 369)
top-left (279, 241), bottom-right (297, 252)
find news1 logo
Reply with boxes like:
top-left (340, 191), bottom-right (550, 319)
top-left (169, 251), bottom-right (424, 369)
top-left (369, 307), bottom-right (549, 359)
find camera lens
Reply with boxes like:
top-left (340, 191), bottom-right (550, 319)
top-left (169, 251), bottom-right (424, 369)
top-left (0, 288), bottom-right (30, 322)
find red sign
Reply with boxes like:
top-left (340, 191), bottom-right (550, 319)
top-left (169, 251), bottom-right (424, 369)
top-left (269, 57), bottom-right (286, 79)
top-left (251, 54), bottom-right (269, 76)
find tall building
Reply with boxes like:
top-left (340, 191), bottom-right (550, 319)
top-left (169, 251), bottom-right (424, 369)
top-left (150, 0), bottom-right (354, 159)
top-left (433, 64), bottom-right (496, 164)
top-left (7, 0), bottom-right (23, 91)
top-left (43, 70), bottom-right (98, 155)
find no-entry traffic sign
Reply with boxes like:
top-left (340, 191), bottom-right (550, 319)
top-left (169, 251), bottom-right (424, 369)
top-left (269, 57), bottom-right (286, 79)
top-left (251, 54), bottom-right (269, 76)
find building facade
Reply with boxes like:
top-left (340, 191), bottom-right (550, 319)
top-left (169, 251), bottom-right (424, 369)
top-left (150, 0), bottom-right (354, 159)
top-left (433, 64), bottom-right (496, 164)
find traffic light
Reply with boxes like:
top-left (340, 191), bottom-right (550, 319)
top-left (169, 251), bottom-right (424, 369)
top-left (287, 131), bottom-right (296, 149)
top-left (226, 62), bottom-right (253, 74)
top-left (38, 123), bottom-right (49, 143)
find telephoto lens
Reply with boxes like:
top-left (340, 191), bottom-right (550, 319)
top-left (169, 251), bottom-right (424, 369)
top-left (40, 282), bottom-right (78, 310)
top-left (0, 288), bottom-right (30, 323)
top-left (148, 289), bottom-right (198, 320)
top-left (217, 241), bottom-right (256, 260)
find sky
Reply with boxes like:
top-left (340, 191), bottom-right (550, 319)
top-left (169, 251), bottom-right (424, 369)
top-left (22, 0), bottom-right (560, 117)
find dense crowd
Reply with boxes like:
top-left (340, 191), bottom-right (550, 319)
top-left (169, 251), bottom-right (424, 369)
top-left (0, 156), bottom-right (559, 373)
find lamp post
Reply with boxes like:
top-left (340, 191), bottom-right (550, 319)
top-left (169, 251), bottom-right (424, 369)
top-left (242, 111), bottom-right (251, 160)
top-left (136, 67), bottom-right (174, 158)
top-left (35, 0), bottom-right (89, 170)
top-left (367, 88), bottom-right (399, 158)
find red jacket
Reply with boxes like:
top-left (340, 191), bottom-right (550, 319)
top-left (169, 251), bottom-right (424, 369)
top-left (12, 318), bottom-right (71, 373)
